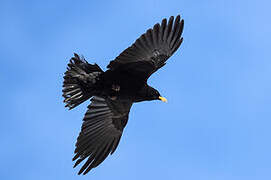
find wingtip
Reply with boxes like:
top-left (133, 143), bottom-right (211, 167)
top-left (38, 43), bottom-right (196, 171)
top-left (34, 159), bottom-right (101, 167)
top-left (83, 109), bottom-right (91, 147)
top-left (175, 15), bottom-right (181, 22)
top-left (169, 16), bottom-right (174, 23)
top-left (73, 163), bottom-right (78, 168)
top-left (161, 18), bottom-right (167, 24)
top-left (153, 23), bottom-right (160, 30)
top-left (73, 52), bottom-right (79, 57)
top-left (83, 170), bottom-right (90, 175)
top-left (78, 168), bottom-right (84, 175)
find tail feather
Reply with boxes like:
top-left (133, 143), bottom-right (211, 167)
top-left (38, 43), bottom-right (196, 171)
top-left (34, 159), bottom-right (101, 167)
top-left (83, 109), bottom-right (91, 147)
top-left (63, 53), bottom-right (103, 110)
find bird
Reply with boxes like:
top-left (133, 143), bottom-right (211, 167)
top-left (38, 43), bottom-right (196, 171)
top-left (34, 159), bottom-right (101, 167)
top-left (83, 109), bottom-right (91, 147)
top-left (62, 15), bottom-right (184, 175)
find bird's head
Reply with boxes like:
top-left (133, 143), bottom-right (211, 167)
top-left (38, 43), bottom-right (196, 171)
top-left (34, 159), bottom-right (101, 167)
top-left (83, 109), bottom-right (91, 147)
top-left (135, 85), bottom-right (167, 102)
top-left (148, 87), bottom-right (168, 102)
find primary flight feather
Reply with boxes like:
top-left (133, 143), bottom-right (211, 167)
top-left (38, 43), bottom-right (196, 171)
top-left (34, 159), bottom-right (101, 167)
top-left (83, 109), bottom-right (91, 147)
top-left (62, 15), bottom-right (184, 175)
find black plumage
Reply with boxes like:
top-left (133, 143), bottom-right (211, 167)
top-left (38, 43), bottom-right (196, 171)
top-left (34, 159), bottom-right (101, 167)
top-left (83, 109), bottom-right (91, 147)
top-left (62, 15), bottom-right (184, 175)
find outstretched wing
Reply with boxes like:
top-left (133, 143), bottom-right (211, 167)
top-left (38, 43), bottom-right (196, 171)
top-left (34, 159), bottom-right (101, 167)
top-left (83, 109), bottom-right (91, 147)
top-left (107, 15), bottom-right (184, 81)
top-left (73, 96), bottom-right (132, 175)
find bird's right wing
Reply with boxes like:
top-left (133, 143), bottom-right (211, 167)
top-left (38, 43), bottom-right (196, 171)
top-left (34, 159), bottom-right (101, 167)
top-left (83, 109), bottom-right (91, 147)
top-left (107, 15), bottom-right (184, 81)
top-left (73, 96), bottom-right (132, 175)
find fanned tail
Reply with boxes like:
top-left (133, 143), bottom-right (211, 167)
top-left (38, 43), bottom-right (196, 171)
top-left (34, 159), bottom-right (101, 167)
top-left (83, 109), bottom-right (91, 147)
top-left (62, 53), bottom-right (103, 110)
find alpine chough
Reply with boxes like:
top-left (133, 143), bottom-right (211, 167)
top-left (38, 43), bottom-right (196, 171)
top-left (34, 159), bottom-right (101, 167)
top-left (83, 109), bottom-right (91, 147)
top-left (62, 15), bottom-right (184, 175)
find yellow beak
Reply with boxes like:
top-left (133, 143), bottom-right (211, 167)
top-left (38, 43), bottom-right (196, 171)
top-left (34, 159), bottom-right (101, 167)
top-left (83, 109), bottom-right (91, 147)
top-left (159, 96), bottom-right (168, 103)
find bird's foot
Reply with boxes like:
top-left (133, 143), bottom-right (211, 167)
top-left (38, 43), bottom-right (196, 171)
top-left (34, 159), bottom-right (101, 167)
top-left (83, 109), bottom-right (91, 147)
top-left (110, 96), bottom-right (117, 100)
top-left (112, 84), bottom-right (120, 92)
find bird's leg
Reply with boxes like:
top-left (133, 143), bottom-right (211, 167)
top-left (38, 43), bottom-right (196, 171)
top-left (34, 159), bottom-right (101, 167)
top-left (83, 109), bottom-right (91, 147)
top-left (110, 96), bottom-right (117, 100)
top-left (112, 84), bottom-right (120, 92)
top-left (110, 84), bottom-right (120, 100)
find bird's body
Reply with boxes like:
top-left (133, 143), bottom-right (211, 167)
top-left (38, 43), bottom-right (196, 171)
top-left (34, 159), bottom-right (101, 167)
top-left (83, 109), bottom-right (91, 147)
top-left (97, 68), bottom-right (146, 101)
top-left (62, 15), bottom-right (184, 175)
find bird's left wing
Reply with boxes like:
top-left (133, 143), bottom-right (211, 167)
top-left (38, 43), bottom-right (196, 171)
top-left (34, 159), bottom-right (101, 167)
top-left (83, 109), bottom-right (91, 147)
top-left (73, 96), bottom-right (132, 175)
top-left (107, 15), bottom-right (184, 81)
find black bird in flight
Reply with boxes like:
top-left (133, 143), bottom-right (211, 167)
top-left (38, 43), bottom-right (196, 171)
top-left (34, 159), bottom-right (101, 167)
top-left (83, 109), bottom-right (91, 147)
top-left (62, 15), bottom-right (184, 175)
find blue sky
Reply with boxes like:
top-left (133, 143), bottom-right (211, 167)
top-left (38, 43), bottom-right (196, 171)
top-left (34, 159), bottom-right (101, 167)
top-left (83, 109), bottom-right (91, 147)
top-left (1, 0), bottom-right (271, 179)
